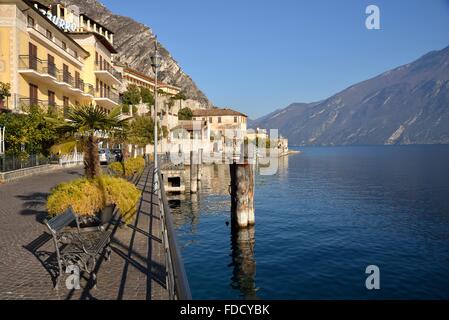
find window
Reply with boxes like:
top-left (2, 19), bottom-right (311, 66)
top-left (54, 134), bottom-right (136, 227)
top-left (47, 54), bottom-right (55, 77)
top-left (48, 91), bottom-right (55, 106)
top-left (74, 51), bottom-right (78, 59)
top-left (28, 43), bottom-right (37, 70)
top-left (63, 96), bottom-right (69, 107)
top-left (46, 29), bottom-right (52, 40)
top-left (218, 117), bottom-right (222, 123)
top-left (209, 117), bottom-right (212, 123)
top-left (62, 42), bottom-right (67, 50)
top-left (63, 64), bottom-right (69, 83)
top-left (234, 116), bottom-right (238, 123)
top-left (29, 83), bottom-right (38, 105)
top-left (75, 71), bottom-right (80, 88)
top-left (27, 16), bottom-right (34, 28)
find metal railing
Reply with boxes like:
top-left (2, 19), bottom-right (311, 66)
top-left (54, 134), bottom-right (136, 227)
top-left (0, 154), bottom-right (51, 173)
top-left (18, 56), bottom-right (93, 96)
top-left (157, 168), bottom-right (192, 300)
top-left (95, 88), bottom-right (120, 103)
top-left (59, 152), bottom-right (84, 165)
top-left (18, 55), bottom-right (48, 74)
top-left (95, 61), bottom-right (123, 82)
top-left (18, 98), bottom-right (63, 117)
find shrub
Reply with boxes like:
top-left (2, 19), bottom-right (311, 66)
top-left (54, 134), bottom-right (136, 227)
top-left (178, 107), bottom-right (192, 120)
top-left (95, 176), bottom-right (141, 223)
top-left (108, 157), bottom-right (145, 178)
top-left (47, 178), bottom-right (103, 217)
top-left (47, 176), bottom-right (141, 223)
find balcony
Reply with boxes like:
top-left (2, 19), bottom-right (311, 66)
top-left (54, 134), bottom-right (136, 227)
top-left (18, 55), bottom-right (94, 99)
top-left (94, 89), bottom-right (120, 109)
top-left (18, 97), bottom-right (65, 118)
top-left (94, 61), bottom-right (122, 86)
top-left (18, 55), bottom-right (58, 84)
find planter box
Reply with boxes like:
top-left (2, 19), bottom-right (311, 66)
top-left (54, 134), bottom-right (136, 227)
top-left (75, 205), bottom-right (116, 231)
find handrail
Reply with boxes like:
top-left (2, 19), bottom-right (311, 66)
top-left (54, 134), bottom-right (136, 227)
top-left (157, 166), bottom-right (192, 300)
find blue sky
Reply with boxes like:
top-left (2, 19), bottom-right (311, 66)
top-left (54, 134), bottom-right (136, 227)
top-left (102, 0), bottom-right (449, 119)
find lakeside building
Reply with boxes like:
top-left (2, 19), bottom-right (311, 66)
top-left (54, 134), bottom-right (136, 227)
top-left (113, 62), bottom-right (181, 123)
top-left (0, 0), bottom-right (123, 114)
top-left (0, 0), bottom-right (255, 161)
top-left (192, 108), bottom-right (247, 154)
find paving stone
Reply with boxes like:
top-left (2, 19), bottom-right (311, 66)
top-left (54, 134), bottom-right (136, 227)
top-left (0, 165), bottom-right (170, 300)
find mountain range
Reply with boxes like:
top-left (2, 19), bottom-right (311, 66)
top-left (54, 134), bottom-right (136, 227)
top-left (251, 45), bottom-right (449, 146)
top-left (56, 0), bottom-right (212, 107)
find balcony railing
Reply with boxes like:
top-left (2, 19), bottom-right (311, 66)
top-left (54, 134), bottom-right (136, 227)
top-left (95, 89), bottom-right (120, 103)
top-left (95, 61), bottom-right (123, 82)
top-left (74, 79), bottom-right (95, 96)
top-left (18, 56), bottom-right (94, 96)
top-left (18, 55), bottom-right (54, 76)
top-left (18, 97), bottom-right (64, 118)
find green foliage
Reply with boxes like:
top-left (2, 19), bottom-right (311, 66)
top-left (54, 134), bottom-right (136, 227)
top-left (122, 104), bottom-right (130, 114)
top-left (47, 176), bottom-right (141, 223)
top-left (96, 175), bottom-right (141, 223)
top-left (108, 157), bottom-right (145, 178)
top-left (50, 139), bottom-right (83, 155)
top-left (47, 178), bottom-right (104, 217)
top-left (0, 82), bottom-right (11, 100)
top-left (127, 115), bottom-right (161, 147)
top-left (162, 125), bottom-right (169, 138)
top-left (0, 107), bottom-right (59, 156)
top-left (122, 84), bottom-right (141, 106)
top-left (178, 107), bottom-right (193, 120)
top-left (172, 91), bottom-right (186, 101)
top-left (140, 87), bottom-right (154, 106)
top-left (56, 105), bottom-right (129, 179)
top-left (132, 105), bottom-right (138, 115)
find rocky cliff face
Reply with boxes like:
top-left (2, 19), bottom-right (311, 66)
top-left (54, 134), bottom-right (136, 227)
top-left (252, 45), bottom-right (449, 146)
top-left (58, 0), bottom-right (212, 107)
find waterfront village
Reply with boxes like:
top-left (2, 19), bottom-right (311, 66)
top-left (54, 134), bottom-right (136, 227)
top-left (0, 0), bottom-right (292, 300)
top-left (0, 0), bottom-right (290, 166)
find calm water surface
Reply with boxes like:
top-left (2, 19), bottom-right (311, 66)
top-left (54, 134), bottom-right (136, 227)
top-left (169, 145), bottom-right (449, 299)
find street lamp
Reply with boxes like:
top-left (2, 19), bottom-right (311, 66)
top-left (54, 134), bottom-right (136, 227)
top-left (151, 40), bottom-right (162, 190)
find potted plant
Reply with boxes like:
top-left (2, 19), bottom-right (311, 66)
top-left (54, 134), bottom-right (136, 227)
top-left (47, 176), bottom-right (141, 227)
top-left (47, 178), bottom-right (103, 227)
top-left (108, 157), bottom-right (145, 180)
top-left (0, 82), bottom-right (11, 109)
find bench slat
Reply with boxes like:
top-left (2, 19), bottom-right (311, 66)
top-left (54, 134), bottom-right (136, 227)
top-left (47, 207), bottom-right (76, 233)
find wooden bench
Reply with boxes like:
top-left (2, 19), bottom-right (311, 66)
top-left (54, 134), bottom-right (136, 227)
top-left (44, 207), bottom-right (112, 289)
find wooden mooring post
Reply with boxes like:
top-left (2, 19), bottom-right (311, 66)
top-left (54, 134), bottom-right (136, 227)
top-left (197, 148), bottom-right (203, 182)
top-left (229, 161), bottom-right (255, 228)
top-left (190, 151), bottom-right (198, 193)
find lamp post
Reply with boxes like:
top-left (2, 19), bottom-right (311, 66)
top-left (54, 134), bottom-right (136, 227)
top-left (151, 40), bottom-right (162, 190)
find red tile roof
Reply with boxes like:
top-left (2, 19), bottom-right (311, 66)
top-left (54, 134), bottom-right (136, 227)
top-left (192, 108), bottom-right (247, 117)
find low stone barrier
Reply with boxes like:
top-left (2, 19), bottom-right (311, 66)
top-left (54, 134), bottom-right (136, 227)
top-left (0, 162), bottom-right (82, 183)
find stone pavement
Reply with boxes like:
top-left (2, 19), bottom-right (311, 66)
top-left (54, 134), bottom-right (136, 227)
top-left (0, 165), bottom-right (169, 300)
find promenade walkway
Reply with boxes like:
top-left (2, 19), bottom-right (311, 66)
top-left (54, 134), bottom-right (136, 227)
top-left (0, 165), bottom-right (169, 300)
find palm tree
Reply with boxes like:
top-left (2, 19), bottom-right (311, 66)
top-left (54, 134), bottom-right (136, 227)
top-left (54, 105), bottom-right (128, 179)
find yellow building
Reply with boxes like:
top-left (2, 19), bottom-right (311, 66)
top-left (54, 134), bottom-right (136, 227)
top-left (0, 0), bottom-right (122, 115)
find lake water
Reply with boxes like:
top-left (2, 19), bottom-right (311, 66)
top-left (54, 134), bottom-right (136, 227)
top-left (169, 145), bottom-right (449, 299)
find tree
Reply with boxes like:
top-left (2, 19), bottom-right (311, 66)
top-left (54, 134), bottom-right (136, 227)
top-left (121, 84), bottom-right (141, 106)
top-left (127, 115), bottom-right (161, 146)
top-left (171, 91), bottom-right (186, 110)
top-left (55, 105), bottom-right (128, 179)
top-left (0, 107), bottom-right (58, 157)
top-left (178, 107), bottom-right (193, 120)
top-left (140, 87), bottom-right (154, 107)
top-left (0, 82), bottom-right (11, 108)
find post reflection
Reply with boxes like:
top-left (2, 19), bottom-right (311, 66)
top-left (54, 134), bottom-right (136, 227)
top-left (230, 226), bottom-right (258, 299)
